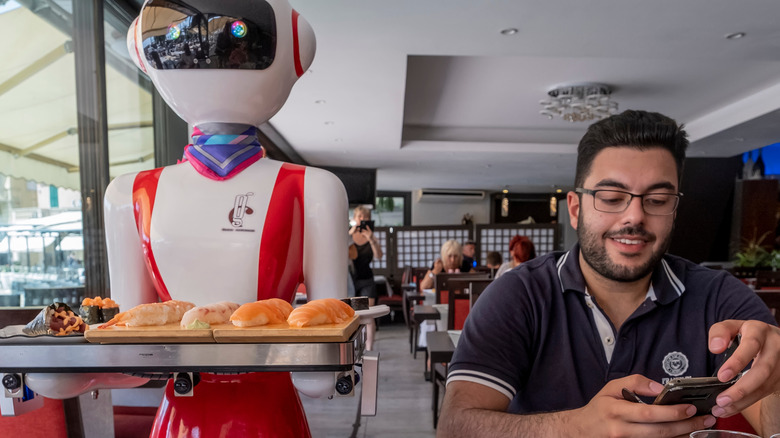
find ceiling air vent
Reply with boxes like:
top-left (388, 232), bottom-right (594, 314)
top-left (415, 189), bottom-right (486, 203)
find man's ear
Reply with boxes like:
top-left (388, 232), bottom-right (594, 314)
top-left (567, 192), bottom-right (580, 230)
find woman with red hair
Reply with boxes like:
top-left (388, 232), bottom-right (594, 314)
top-left (495, 235), bottom-right (536, 278)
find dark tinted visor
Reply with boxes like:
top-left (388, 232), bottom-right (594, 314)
top-left (140, 0), bottom-right (276, 70)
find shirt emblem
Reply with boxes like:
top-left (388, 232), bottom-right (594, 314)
top-left (662, 351), bottom-right (689, 377)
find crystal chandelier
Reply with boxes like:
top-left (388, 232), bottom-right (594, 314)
top-left (539, 83), bottom-right (618, 122)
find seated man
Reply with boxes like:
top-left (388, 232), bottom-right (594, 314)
top-left (438, 110), bottom-right (780, 437)
top-left (485, 251), bottom-right (503, 270)
top-left (461, 240), bottom-right (477, 272)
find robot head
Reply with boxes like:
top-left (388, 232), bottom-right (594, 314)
top-left (128, 0), bottom-right (315, 127)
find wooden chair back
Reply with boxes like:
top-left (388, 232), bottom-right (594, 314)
top-left (443, 278), bottom-right (493, 330)
top-left (413, 267), bottom-right (430, 292)
top-left (434, 273), bottom-right (490, 306)
top-left (467, 279), bottom-right (493, 308)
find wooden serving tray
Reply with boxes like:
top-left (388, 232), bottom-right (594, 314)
top-left (212, 315), bottom-right (360, 343)
top-left (83, 315), bottom-right (360, 344)
top-left (84, 324), bottom-right (214, 344)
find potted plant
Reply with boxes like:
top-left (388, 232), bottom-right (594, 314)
top-left (732, 231), bottom-right (772, 278)
top-left (769, 249), bottom-right (780, 271)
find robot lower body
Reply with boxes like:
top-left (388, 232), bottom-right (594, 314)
top-left (151, 372), bottom-right (311, 438)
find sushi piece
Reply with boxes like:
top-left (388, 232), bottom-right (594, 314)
top-left (79, 298), bottom-right (101, 325)
top-left (349, 297), bottom-right (369, 311)
top-left (99, 300), bottom-right (195, 328)
top-left (229, 299), bottom-right (293, 327)
top-left (80, 296), bottom-right (121, 324)
top-left (287, 298), bottom-right (355, 328)
top-left (181, 301), bottom-right (240, 329)
top-left (24, 302), bottom-right (88, 336)
top-left (100, 298), bottom-right (120, 322)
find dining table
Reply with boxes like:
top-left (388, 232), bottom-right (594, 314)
top-left (427, 330), bottom-right (456, 428)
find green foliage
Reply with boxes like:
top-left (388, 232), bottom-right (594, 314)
top-left (770, 249), bottom-right (780, 270)
top-left (733, 231), bottom-right (772, 268)
top-left (375, 197), bottom-right (396, 212)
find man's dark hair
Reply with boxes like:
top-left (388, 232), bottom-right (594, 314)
top-left (574, 110), bottom-right (689, 188)
top-left (486, 251), bottom-right (502, 266)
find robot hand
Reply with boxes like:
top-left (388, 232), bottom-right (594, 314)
top-left (23, 373), bottom-right (149, 399)
top-left (291, 371), bottom-right (335, 398)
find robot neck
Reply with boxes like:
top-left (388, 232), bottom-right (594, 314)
top-left (184, 123), bottom-right (265, 181)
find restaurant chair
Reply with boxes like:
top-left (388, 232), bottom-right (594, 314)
top-left (433, 361), bottom-right (447, 428)
top-left (467, 279), bottom-right (493, 308)
top-left (412, 267), bottom-right (429, 292)
top-left (375, 275), bottom-right (403, 324)
top-left (403, 287), bottom-right (425, 353)
top-left (434, 273), bottom-right (490, 308)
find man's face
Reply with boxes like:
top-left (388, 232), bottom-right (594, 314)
top-left (463, 244), bottom-right (475, 258)
top-left (567, 147), bottom-right (678, 283)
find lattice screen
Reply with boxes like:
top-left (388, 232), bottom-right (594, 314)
top-left (478, 225), bottom-right (559, 265)
top-left (369, 229), bottom-right (388, 270)
top-left (396, 228), bottom-right (471, 269)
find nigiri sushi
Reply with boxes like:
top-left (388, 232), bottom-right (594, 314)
top-left (99, 300), bottom-right (195, 328)
top-left (229, 298), bottom-right (293, 327)
top-left (180, 301), bottom-right (240, 329)
top-left (287, 298), bottom-right (355, 328)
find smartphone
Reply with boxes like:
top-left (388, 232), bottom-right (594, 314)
top-left (653, 334), bottom-right (743, 415)
top-left (359, 220), bottom-right (375, 231)
top-left (623, 334), bottom-right (742, 415)
top-left (653, 375), bottom-right (739, 415)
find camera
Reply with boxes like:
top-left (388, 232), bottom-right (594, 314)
top-left (358, 220), bottom-right (374, 232)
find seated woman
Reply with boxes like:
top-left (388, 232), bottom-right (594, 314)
top-left (419, 239), bottom-right (474, 290)
top-left (495, 235), bottom-right (536, 278)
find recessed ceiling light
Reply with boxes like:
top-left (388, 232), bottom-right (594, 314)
top-left (725, 32), bottom-right (746, 40)
top-left (314, 100), bottom-right (326, 104)
top-left (555, 189), bottom-right (562, 193)
top-left (500, 28), bottom-right (518, 36)
top-left (502, 189), bottom-right (509, 194)
top-left (324, 121), bottom-right (335, 125)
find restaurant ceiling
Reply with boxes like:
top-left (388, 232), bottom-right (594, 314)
top-left (4, 1), bottom-right (780, 195)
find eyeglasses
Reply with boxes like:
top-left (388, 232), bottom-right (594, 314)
top-left (575, 188), bottom-right (683, 216)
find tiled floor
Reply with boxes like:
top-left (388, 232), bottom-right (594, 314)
top-left (302, 321), bottom-right (438, 438)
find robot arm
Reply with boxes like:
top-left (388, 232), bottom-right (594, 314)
top-left (104, 172), bottom-right (158, 309)
top-left (301, 167), bottom-right (349, 301)
top-left (293, 168), bottom-right (350, 398)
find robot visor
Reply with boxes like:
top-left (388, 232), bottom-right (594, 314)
top-left (140, 0), bottom-right (277, 70)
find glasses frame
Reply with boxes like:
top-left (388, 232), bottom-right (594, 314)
top-left (575, 188), bottom-right (683, 216)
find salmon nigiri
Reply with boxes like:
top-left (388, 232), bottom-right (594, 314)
top-left (287, 298), bottom-right (355, 328)
top-left (229, 298), bottom-right (293, 327)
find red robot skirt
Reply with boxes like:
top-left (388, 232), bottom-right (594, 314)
top-left (150, 372), bottom-right (311, 438)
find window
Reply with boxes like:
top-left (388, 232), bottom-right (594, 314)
top-left (0, 1), bottom-right (153, 307)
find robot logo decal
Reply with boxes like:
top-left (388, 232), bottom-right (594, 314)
top-left (227, 192), bottom-right (255, 231)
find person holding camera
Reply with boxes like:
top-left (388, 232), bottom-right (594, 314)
top-left (437, 110), bottom-right (780, 437)
top-left (349, 205), bottom-right (383, 350)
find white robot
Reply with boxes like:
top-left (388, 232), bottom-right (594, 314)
top-left (27, 1), bottom-right (350, 436)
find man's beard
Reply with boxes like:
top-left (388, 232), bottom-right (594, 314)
top-left (577, 213), bottom-right (672, 282)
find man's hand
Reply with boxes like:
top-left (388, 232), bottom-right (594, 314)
top-left (567, 375), bottom-right (716, 437)
top-left (708, 320), bottom-right (780, 417)
top-left (438, 376), bottom-right (715, 438)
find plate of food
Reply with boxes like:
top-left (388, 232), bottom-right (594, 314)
top-left (0, 302), bottom-right (89, 344)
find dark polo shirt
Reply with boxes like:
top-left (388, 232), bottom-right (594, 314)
top-left (447, 243), bottom-right (776, 414)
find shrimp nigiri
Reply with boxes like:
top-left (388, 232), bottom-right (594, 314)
top-left (229, 298), bottom-right (293, 327)
top-left (180, 301), bottom-right (241, 328)
top-left (287, 298), bottom-right (355, 328)
top-left (99, 300), bottom-right (195, 328)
